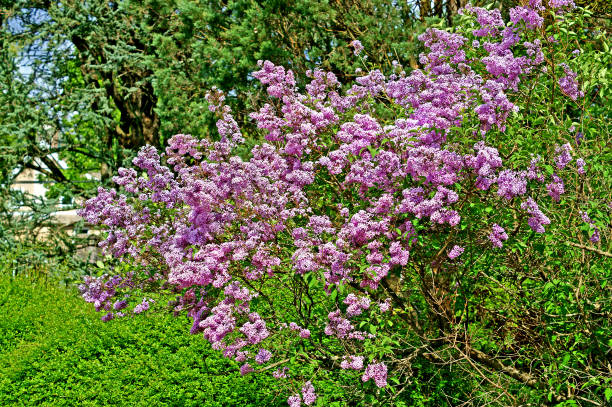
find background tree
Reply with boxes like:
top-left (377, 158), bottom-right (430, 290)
top-left (1, 0), bottom-right (487, 196)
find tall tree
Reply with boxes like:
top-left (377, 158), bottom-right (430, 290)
top-left (0, 0), bottom-right (487, 203)
top-left (1, 0), bottom-right (431, 194)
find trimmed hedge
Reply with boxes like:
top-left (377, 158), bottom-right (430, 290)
top-left (0, 275), bottom-right (282, 406)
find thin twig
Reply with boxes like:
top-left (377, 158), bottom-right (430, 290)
top-left (565, 241), bottom-right (612, 258)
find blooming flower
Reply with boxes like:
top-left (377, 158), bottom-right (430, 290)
top-left (287, 395), bottom-right (301, 407)
top-left (341, 355), bottom-right (365, 370)
top-left (558, 64), bottom-right (583, 101)
top-left (240, 363), bottom-right (254, 376)
top-left (489, 224), bottom-right (509, 248)
top-left (76, 7), bottom-right (593, 402)
top-left (554, 143), bottom-right (573, 169)
top-left (273, 367), bottom-right (289, 379)
top-left (379, 298), bottom-right (391, 313)
top-left (362, 362), bottom-right (388, 388)
top-left (546, 174), bottom-right (565, 202)
top-left (521, 198), bottom-right (550, 233)
top-left (350, 40), bottom-right (364, 56)
top-left (255, 349), bottom-right (272, 364)
top-left (302, 381), bottom-right (316, 405)
top-left (576, 158), bottom-right (586, 174)
top-left (133, 298), bottom-right (150, 314)
top-left (448, 245), bottom-right (464, 259)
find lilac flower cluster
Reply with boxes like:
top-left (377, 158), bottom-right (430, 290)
top-left (287, 382), bottom-right (317, 406)
top-left (324, 309), bottom-right (354, 338)
top-left (489, 224), bottom-right (509, 248)
top-left (79, 274), bottom-right (137, 321)
top-left (558, 64), bottom-right (584, 101)
top-left (133, 298), bottom-right (152, 314)
top-left (255, 349), bottom-right (272, 364)
top-left (288, 322), bottom-right (311, 339)
top-left (546, 174), bottom-right (565, 202)
top-left (448, 245), bottom-right (465, 259)
top-left (341, 355), bottom-right (365, 370)
top-left (581, 212), bottom-right (601, 243)
top-left (362, 362), bottom-right (388, 388)
top-left (549, 0), bottom-right (576, 13)
top-left (555, 143), bottom-right (573, 170)
top-left (521, 198), bottom-right (551, 233)
top-left (344, 294), bottom-right (371, 316)
top-left (350, 40), bottom-right (364, 56)
top-left (576, 158), bottom-right (586, 175)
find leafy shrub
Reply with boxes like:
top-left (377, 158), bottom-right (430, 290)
top-left (77, 2), bottom-right (611, 405)
top-left (0, 274), bottom-right (283, 406)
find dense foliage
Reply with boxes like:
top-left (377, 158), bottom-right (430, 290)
top-left (78, 1), bottom-right (611, 405)
top-left (0, 273), bottom-right (284, 406)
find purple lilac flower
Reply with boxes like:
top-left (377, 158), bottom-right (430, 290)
top-left (546, 174), bottom-right (565, 202)
top-left (240, 313), bottom-right (269, 344)
top-left (235, 351), bottom-right (248, 362)
top-left (448, 245), bottom-right (465, 259)
top-left (558, 64), bottom-right (583, 101)
top-left (255, 349), bottom-right (272, 364)
top-left (510, 5), bottom-right (544, 29)
top-left (489, 224), bottom-right (509, 248)
top-left (379, 298), bottom-right (391, 313)
top-left (464, 5), bottom-right (505, 37)
top-left (252, 60), bottom-right (296, 98)
top-left (287, 395), bottom-right (301, 407)
top-left (133, 298), bottom-right (150, 314)
top-left (205, 86), bottom-right (226, 112)
top-left (527, 155), bottom-right (544, 181)
top-left (301, 381), bottom-right (316, 405)
top-left (521, 198), bottom-right (550, 233)
top-left (389, 241), bottom-right (410, 266)
top-left (350, 40), bottom-right (364, 56)
top-left (549, 0), bottom-right (576, 12)
top-left (101, 312), bottom-right (114, 322)
top-left (497, 170), bottom-right (527, 200)
top-left (344, 293), bottom-right (371, 316)
top-left (362, 362), bottom-right (388, 388)
top-left (240, 363), bottom-right (254, 376)
top-left (324, 309), bottom-right (354, 338)
top-left (341, 355), bottom-right (365, 370)
top-left (273, 367), bottom-right (289, 379)
top-left (581, 211), bottom-right (600, 243)
top-left (200, 303), bottom-right (236, 346)
top-left (576, 158), bottom-right (586, 174)
top-left (555, 143), bottom-right (573, 169)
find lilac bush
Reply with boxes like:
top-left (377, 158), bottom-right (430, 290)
top-left (79, 1), bottom-right (611, 405)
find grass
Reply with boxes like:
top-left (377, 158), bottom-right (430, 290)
top-left (0, 274), bottom-right (283, 407)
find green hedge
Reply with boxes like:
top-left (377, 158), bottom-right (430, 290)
top-left (0, 275), bottom-right (283, 407)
